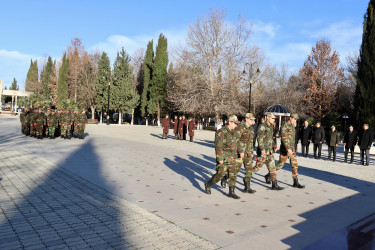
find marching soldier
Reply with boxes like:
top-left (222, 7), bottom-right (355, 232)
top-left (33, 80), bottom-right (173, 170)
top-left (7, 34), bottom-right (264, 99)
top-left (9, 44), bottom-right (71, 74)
top-left (251, 113), bottom-right (284, 190)
top-left (205, 115), bottom-right (241, 199)
top-left (275, 113), bottom-right (305, 188)
top-left (237, 113), bottom-right (257, 193)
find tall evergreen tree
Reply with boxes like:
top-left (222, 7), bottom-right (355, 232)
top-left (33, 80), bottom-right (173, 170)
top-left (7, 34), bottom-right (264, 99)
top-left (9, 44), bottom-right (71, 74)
top-left (140, 40), bottom-right (154, 117)
top-left (41, 56), bottom-right (54, 99)
top-left (95, 52), bottom-right (111, 122)
top-left (112, 48), bottom-right (140, 124)
top-left (10, 78), bottom-right (19, 90)
top-left (355, 0), bottom-right (375, 128)
top-left (57, 53), bottom-right (69, 108)
top-left (148, 34), bottom-right (168, 124)
top-left (25, 60), bottom-right (40, 93)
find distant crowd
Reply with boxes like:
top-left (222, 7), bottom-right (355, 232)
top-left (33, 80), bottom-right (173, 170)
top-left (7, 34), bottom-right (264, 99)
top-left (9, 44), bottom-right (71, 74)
top-left (161, 115), bottom-right (195, 142)
top-left (20, 108), bottom-right (88, 139)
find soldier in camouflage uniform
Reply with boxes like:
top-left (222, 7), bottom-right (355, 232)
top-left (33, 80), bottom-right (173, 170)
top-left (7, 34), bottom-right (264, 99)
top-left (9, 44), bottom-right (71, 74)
top-left (29, 110), bottom-right (36, 137)
top-left (20, 111), bottom-right (26, 134)
top-left (46, 109), bottom-right (58, 139)
top-left (36, 109), bottom-right (46, 139)
top-left (237, 113), bottom-right (257, 193)
top-left (275, 113), bottom-right (305, 188)
top-left (72, 109), bottom-right (79, 138)
top-left (205, 115), bottom-right (241, 199)
top-left (76, 110), bottom-right (87, 139)
top-left (251, 113), bottom-right (284, 190)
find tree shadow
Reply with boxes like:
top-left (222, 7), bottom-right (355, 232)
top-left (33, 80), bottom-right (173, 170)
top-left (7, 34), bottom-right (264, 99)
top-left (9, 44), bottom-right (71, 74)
top-left (0, 139), bottom-right (129, 248)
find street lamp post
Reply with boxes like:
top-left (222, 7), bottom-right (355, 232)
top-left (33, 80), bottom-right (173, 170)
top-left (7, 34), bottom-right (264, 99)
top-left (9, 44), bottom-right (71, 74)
top-left (342, 113), bottom-right (349, 131)
top-left (107, 79), bottom-right (110, 125)
top-left (242, 62), bottom-right (260, 113)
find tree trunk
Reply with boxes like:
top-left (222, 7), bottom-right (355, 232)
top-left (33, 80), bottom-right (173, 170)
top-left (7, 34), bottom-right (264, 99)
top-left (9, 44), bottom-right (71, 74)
top-left (157, 102), bottom-right (161, 127)
top-left (100, 110), bottom-right (103, 123)
top-left (91, 106), bottom-right (95, 119)
top-left (119, 112), bottom-right (122, 124)
top-left (131, 109), bottom-right (134, 125)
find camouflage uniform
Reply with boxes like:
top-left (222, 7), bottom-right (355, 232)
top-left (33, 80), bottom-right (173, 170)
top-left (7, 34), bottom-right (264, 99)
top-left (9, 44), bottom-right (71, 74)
top-left (252, 120), bottom-right (277, 181)
top-left (76, 112), bottom-right (87, 139)
top-left (20, 112), bottom-right (26, 134)
top-left (236, 122), bottom-right (255, 184)
top-left (276, 113), bottom-right (305, 188)
top-left (276, 121), bottom-right (298, 178)
top-left (46, 111), bottom-right (57, 138)
top-left (36, 111), bottom-right (46, 138)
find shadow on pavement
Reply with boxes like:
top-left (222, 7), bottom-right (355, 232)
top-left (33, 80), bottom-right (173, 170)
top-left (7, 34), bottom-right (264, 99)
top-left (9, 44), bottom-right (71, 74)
top-left (150, 133), bottom-right (177, 140)
top-left (0, 138), bottom-right (128, 248)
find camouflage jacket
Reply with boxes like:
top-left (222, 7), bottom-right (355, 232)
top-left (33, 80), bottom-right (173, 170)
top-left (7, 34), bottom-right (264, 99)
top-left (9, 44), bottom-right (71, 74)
top-left (78, 113), bottom-right (87, 125)
top-left (36, 113), bottom-right (46, 126)
top-left (46, 113), bottom-right (57, 127)
top-left (215, 126), bottom-right (238, 162)
top-left (257, 122), bottom-right (275, 153)
top-left (235, 122), bottom-right (254, 154)
top-left (280, 121), bottom-right (295, 154)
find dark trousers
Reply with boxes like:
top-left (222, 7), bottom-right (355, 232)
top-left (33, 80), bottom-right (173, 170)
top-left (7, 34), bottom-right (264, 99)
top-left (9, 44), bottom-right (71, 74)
top-left (302, 143), bottom-right (310, 157)
top-left (344, 146), bottom-right (354, 162)
top-left (313, 143), bottom-right (322, 159)
top-left (328, 146), bottom-right (337, 160)
top-left (360, 149), bottom-right (370, 165)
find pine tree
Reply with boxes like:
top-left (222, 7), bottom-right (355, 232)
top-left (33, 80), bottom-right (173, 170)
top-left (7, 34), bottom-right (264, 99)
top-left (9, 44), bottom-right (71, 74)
top-left (148, 34), bottom-right (168, 124)
top-left (41, 56), bottom-right (54, 99)
top-left (95, 52), bottom-right (111, 122)
top-left (112, 48), bottom-right (140, 124)
top-left (355, 0), bottom-right (375, 128)
top-left (10, 78), bottom-right (19, 90)
top-left (25, 60), bottom-right (40, 93)
top-left (57, 53), bottom-right (69, 108)
top-left (140, 40), bottom-right (154, 116)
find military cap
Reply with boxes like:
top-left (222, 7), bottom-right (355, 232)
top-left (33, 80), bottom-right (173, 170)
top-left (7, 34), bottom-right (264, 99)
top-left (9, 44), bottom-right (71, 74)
top-left (291, 113), bottom-right (299, 119)
top-left (266, 113), bottom-right (276, 119)
top-left (228, 115), bottom-right (239, 123)
top-left (245, 113), bottom-right (256, 120)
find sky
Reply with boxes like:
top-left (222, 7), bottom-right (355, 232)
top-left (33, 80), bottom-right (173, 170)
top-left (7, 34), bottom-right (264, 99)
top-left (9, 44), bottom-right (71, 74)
top-left (0, 0), bottom-right (369, 90)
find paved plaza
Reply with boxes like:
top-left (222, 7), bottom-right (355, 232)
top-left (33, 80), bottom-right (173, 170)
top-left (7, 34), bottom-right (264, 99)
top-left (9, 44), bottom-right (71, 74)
top-left (0, 115), bottom-right (375, 249)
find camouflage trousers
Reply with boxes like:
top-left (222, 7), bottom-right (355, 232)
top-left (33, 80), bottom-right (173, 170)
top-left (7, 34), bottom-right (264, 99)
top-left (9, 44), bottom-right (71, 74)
top-left (252, 152), bottom-right (277, 181)
top-left (241, 153), bottom-right (254, 183)
top-left (210, 156), bottom-right (235, 186)
top-left (276, 152), bottom-right (298, 179)
top-left (61, 124), bottom-right (71, 136)
top-left (48, 126), bottom-right (56, 137)
top-left (76, 125), bottom-right (85, 136)
top-left (228, 158), bottom-right (243, 187)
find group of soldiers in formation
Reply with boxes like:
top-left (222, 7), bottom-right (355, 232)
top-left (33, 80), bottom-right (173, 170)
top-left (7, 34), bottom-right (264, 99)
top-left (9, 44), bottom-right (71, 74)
top-left (162, 115), bottom-right (195, 142)
top-left (205, 112), bottom-right (305, 199)
top-left (20, 108), bottom-right (88, 139)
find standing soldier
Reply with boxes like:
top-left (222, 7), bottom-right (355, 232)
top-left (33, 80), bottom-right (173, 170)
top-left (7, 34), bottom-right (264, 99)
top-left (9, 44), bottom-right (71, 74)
top-left (251, 113), bottom-right (284, 190)
top-left (36, 109), bottom-right (46, 139)
top-left (312, 122), bottom-right (325, 159)
top-left (300, 120), bottom-right (312, 157)
top-left (275, 113), bottom-right (305, 188)
top-left (47, 109), bottom-right (57, 139)
top-left (172, 115), bottom-right (179, 139)
top-left (205, 115), bottom-right (241, 199)
top-left (178, 116), bottom-right (183, 140)
top-left (182, 115), bottom-right (188, 140)
top-left (72, 109), bottom-right (79, 138)
top-left (24, 110), bottom-right (31, 135)
top-left (66, 110), bottom-right (74, 139)
top-left (161, 115), bottom-right (170, 139)
top-left (343, 125), bottom-right (357, 163)
top-left (76, 110), bottom-right (88, 139)
top-left (237, 113), bottom-right (257, 193)
top-left (29, 110), bottom-right (36, 137)
top-left (20, 110), bottom-right (26, 134)
top-left (188, 117), bottom-right (195, 142)
top-left (327, 125), bottom-right (340, 162)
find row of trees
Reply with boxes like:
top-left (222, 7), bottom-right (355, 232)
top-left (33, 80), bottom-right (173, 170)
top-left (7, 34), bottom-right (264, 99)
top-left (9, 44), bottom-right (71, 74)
top-left (15, 4), bottom-right (374, 129)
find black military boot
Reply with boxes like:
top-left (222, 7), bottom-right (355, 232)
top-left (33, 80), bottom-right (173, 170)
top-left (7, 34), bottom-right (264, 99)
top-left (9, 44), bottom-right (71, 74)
top-left (271, 180), bottom-right (284, 190)
top-left (243, 178), bottom-right (256, 193)
top-left (292, 178), bottom-right (305, 188)
top-left (220, 175), bottom-right (228, 188)
top-left (264, 173), bottom-right (271, 184)
top-left (228, 186), bottom-right (240, 199)
top-left (205, 181), bottom-right (212, 194)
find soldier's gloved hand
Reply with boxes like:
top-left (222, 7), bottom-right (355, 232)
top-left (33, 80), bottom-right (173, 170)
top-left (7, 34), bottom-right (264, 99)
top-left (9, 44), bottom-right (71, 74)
top-left (261, 150), bottom-right (266, 156)
top-left (287, 149), bottom-right (293, 155)
top-left (240, 153), bottom-right (244, 159)
top-left (219, 160), bottom-right (223, 164)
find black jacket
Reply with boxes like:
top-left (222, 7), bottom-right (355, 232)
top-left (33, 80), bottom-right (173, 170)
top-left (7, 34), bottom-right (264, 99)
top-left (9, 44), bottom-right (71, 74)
top-left (327, 130), bottom-right (340, 147)
top-left (344, 130), bottom-right (358, 148)
top-left (313, 126), bottom-right (325, 144)
top-left (300, 125), bottom-right (312, 145)
top-left (358, 129), bottom-right (374, 150)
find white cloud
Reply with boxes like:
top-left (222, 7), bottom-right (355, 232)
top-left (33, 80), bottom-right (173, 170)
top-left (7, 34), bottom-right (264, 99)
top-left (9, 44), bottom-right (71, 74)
top-left (0, 50), bottom-right (34, 90)
top-left (252, 20), bottom-right (281, 40)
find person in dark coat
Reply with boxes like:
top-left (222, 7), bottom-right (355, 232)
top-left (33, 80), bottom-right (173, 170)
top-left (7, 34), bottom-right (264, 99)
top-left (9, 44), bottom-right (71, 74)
top-left (172, 115), bottom-right (178, 139)
top-left (182, 115), bottom-right (188, 140)
top-left (313, 122), bottom-right (325, 159)
top-left (327, 125), bottom-right (340, 161)
top-left (161, 115), bottom-right (170, 139)
top-left (300, 120), bottom-right (312, 157)
top-left (343, 125), bottom-right (358, 163)
top-left (178, 116), bottom-right (183, 140)
top-left (358, 123), bottom-right (374, 166)
top-left (188, 118), bottom-right (195, 142)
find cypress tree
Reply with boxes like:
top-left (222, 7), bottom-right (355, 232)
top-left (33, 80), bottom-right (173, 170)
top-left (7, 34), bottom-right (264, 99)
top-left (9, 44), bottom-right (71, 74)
top-left (148, 34), bottom-right (168, 124)
top-left (140, 40), bottom-right (154, 116)
top-left (112, 48), bottom-right (140, 124)
top-left (41, 56), bottom-right (53, 99)
top-left (25, 60), bottom-right (40, 93)
top-left (95, 52), bottom-right (111, 122)
top-left (355, 0), bottom-right (375, 128)
top-left (57, 53), bottom-right (69, 108)
top-left (10, 78), bottom-right (19, 90)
